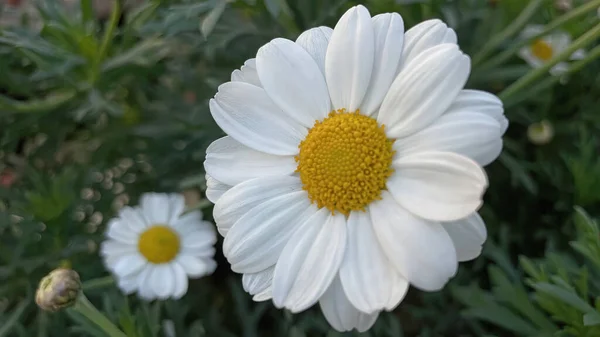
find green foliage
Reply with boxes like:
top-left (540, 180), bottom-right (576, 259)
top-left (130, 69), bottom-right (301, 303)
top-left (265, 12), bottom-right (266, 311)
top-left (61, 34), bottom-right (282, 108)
top-left (0, 0), bottom-right (599, 336)
top-left (454, 208), bottom-right (600, 337)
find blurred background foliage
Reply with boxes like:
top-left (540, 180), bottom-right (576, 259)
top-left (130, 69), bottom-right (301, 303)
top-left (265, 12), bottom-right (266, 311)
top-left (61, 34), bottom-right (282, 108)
top-left (0, 0), bottom-right (600, 336)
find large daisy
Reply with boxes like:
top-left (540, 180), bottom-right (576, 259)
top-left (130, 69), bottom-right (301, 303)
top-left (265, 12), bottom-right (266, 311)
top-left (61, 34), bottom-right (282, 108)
top-left (101, 193), bottom-right (217, 300)
top-left (204, 5), bottom-right (507, 332)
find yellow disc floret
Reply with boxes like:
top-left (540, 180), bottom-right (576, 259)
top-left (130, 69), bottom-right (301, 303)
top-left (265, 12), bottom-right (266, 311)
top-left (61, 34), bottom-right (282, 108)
top-left (138, 225), bottom-right (180, 264)
top-left (296, 109), bottom-right (395, 215)
top-left (531, 39), bottom-right (553, 61)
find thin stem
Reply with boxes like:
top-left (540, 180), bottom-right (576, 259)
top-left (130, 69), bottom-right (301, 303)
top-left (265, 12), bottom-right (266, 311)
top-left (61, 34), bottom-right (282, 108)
top-left (472, 0), bottom-right (545, 66)
top-left (91, 0), bottom-right (121, 83)
top-left (499, 21), bottom-right (600, 102)
top-left (72, 294), bottom-right (127, 337)
top-left (478, 0), bottom-right (600, 72)
top-left (82, 276), bottom-right (115, 291)
top-left (566, 44), bottom-right (600, 74)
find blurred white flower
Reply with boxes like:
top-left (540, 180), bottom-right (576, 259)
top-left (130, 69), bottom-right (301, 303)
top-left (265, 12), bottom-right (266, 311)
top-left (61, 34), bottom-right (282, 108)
top-left (101, 193), bottom-right (217, 300)
top-left (204, 4), bottom-right (507, 332)
top-left (518, 25), bottom-right (585, 76)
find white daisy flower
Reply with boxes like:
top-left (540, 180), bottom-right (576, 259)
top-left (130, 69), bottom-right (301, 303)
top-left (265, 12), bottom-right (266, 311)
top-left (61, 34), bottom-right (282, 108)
top-left (101, 193), bottom-right (217, 300)
top-left (204, 5), bottom-right (507, 332)
top-left (518, 25), bottom-right (586, 76)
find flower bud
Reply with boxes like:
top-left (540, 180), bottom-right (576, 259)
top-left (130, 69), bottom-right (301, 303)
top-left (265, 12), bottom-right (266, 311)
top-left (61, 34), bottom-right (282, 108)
top-left (35, 268), bottom-right (82, 312)
top-left (527, 120), bottom-right (554, 145)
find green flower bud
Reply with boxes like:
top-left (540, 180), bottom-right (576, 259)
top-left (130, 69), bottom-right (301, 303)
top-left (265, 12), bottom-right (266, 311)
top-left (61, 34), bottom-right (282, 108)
top-left (35, 268), bottom-right (82, 312)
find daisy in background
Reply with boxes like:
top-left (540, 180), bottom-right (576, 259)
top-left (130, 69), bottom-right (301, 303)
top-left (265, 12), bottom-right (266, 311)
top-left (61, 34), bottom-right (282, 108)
top-left (518, 25), bottom-right (586, 76)
top-left (101, 193), bottom-right (217, 300)
top-left (205, 5), bottom-right (507, 332)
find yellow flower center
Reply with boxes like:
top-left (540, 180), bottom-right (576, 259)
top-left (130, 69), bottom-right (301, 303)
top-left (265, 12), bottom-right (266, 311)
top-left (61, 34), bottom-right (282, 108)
top-left (530, 39), bottom-right (553, 61)
top-left (138, 225), bottom-right (180, 264)
top-left (295, 110), bottom-right (394, 215)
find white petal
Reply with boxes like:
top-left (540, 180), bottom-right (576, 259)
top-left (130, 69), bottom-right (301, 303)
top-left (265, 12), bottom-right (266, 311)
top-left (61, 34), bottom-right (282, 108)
top-left (177, 255), bottom-right (212, 277)
top-left (518, 46), bottom-right (544, 69)
top-left (180, 227), bottom-right (217, 255)
top-left (400, 19), bottom-right (457, 69)
top-left (397, 111), bottom-right (503, 166)
top-left (325, 5), bottom-right (375, 111)
top-left (319, 275), bottom-right (379, 332)
top-left (548, 31), bottom-right (571, 51)
top-left (571, 49), bottom-right (586, 60)
top-left (106, 219), bottom-right (137, 244)
top-left (117, 275), bottom-right (138, 295)
top-left (137, 267), bottom-right (156, 300)
top-left (181, 242), bottom-right (215, 259)
top-left (140, 193), bottom-right (170, 225)
top-left (224, 191), bottom-right (316, 273)
top-left (443, 213), bottom-right (487, 262)
top-left (272, 209), bottom-right (347, 313)
top-left (112, 253), bottom-right (147, 278)
top-left (172, 211), bottom-right (204, 234)
top-left (213, 176), bottom-right (302, 236)
top-left (117, 206), bottom-right (149, 233)
top-left (205, 174), bottom-right (231, 204)
top-left (378, 43), bottom-right (470, 138)
top-left (340, 211), bottom-right (409, 314)
top-left (100, 240), bottom-right (136, 257)
top-left (256, 38), bottom-right (330, 128)
top-left (204, 136), bottom-right (297, 186)
top-left (242, 266), bottom-right (274, 296)
top-left (550, 62), bottom-right (569, 76)
top-left (387, 151), bottom-right (487, 222)
top-left (165, 194), bottom-right (185, 224)
top-left (360, 13), bottom-right (405, 116)
top-left (201, 258), bottom-right (217, 275)
top-left (171, 263), bottom-right (189, 299)
top-left (151, 264), bottom-right (174, 300)
top-left (447, 89), bottom-right (507, 134)
top-left (253, 288), bottom-right (272, 302)
top-left (211, 82), bottom-right (307, 156)
top-left (295, 26), bottom-right (333, 75)
top-left (231, 59), bottom-right (262, 87)
top-left (521, 25), bottom-right (544, 38)
top-left (370, 192), bottom-right (457, 291)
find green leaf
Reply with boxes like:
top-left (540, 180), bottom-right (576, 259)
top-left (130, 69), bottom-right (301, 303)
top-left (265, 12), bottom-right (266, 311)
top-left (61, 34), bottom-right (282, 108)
top-left (532, 282), bottom-right (595, 313)
top-left (101, 39), bottom-right (171, 72)
top-left (0, 298), bottom-right (29, 337)
top-left (499, 152), bottom-right (539, 195)
top-left (489, 266), bottom-right (558, 332)
top-left (200, 0), bottom-right (229, 39)
top-left (583, 312), bottom-right (600, 326)
top-left (463, 305), bottom-right (539, 335)
top-left (0, 90), bottom-right (77, 114)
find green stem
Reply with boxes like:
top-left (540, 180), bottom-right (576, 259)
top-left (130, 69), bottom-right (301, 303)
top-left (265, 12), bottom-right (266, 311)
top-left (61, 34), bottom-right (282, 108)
top-left (565, 44), bottom-right (600, 74)
top-left (472, 0), bottom-right (545, 66)
top-left (478, 0), bottom-right (600, 72)
top-left (91, 0), bottom-right (121, 84)
top-left (71, 294), bottom-right (127, 337)
top-left (82, 276), bottom-right (115, 291)
top-left (498, 21), bottom-right (600, 102)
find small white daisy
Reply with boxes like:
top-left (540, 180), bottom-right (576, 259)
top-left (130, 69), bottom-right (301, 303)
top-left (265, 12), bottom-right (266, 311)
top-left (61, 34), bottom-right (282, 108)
top-left (101, 193), bottom-right (217, 300)
top-left (205, 5), bottom-right (507, 332)
top-left (518, 25), bottom-right (585, 76)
